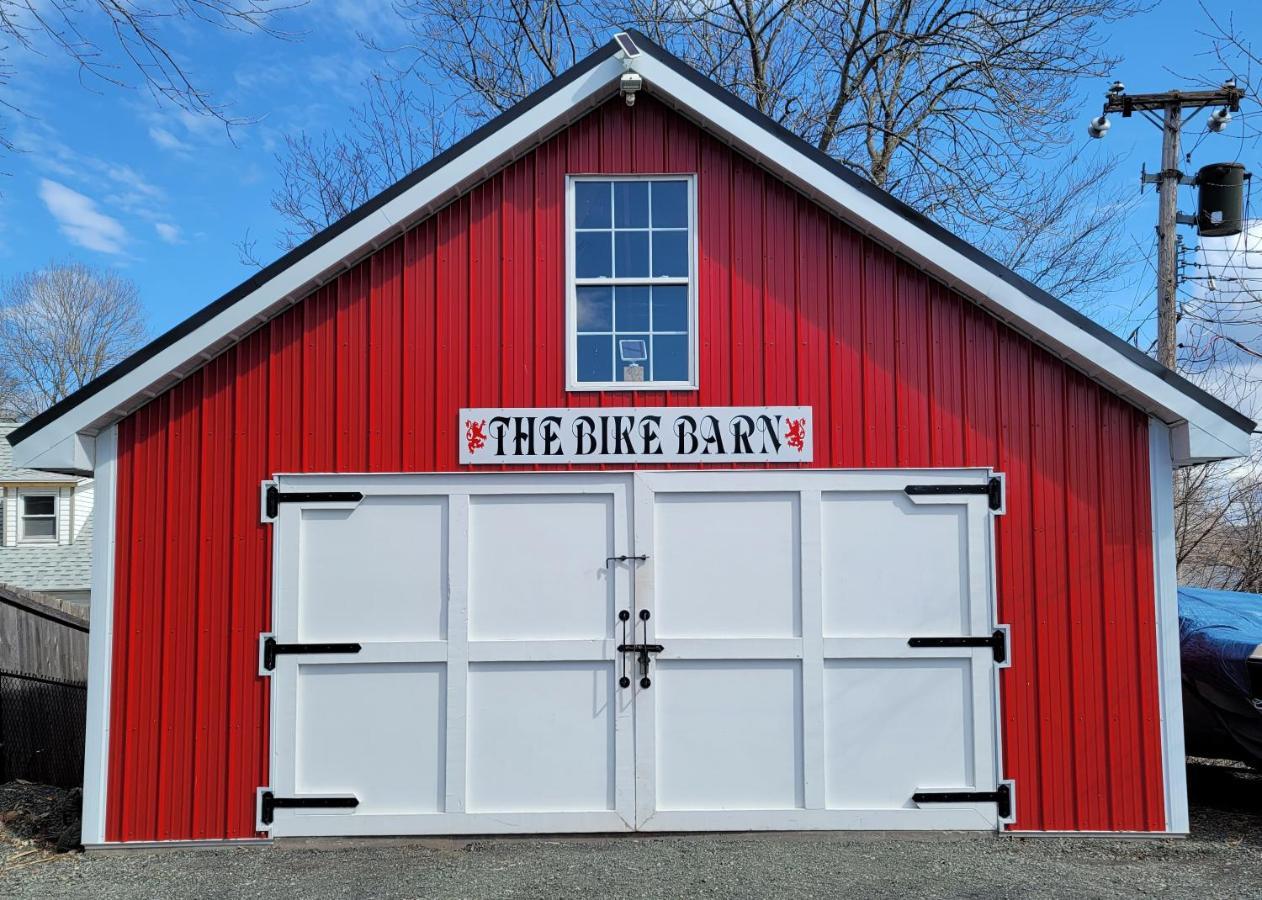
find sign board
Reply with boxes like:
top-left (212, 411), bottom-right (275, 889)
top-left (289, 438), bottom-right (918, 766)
top-left (460, 407), bottom-right (812, 465)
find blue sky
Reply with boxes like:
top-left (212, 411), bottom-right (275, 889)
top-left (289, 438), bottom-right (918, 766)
top-left (1, 0), bottom-right (1258, 339)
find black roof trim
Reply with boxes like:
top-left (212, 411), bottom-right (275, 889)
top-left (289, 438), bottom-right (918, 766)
top-left (9, 30), bottom-right (1254, 446)
top-left (624, 31), bottom-right (1254, 435)
top-left (8, 37), bottom-right (624, 447)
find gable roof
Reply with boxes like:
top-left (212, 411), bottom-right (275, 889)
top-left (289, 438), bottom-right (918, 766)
top-left (7, 31), bottom-right (1254, 471)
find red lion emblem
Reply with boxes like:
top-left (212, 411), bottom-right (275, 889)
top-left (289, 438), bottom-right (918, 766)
top-left (465, 419), bottom-right (488, 453)
top-left (784, 417), bottom-right (807, 452)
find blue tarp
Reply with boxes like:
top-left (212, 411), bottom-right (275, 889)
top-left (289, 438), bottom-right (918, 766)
top-left (1178, 587), bottom-right (1262, 764)
top-left (1179, 587), bottom-right (1262, 696)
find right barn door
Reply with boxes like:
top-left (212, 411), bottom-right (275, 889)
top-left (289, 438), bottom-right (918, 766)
top-left (632, 469), bottom-right (1007, 831)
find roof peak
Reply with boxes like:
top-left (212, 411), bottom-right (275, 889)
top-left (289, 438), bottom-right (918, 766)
top-left (5, 32), bottom-right (1252, 467)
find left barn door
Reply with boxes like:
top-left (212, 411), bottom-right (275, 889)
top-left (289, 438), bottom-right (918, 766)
top-left (263, 474), bottom-right (636, 837)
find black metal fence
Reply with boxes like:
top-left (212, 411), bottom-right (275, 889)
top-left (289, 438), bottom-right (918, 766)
top-left (0, 669), bottom-right (87, 788)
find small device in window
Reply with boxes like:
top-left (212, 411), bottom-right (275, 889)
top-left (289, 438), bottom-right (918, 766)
top-left (619, 339), bottom-right (647, 361)
top-left (620, 339), bottom-right (647, 381)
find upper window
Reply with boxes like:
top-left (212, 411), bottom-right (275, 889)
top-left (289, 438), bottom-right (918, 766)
top-left (19, 493), bottom-right (57, 543)
top-left (568, 176), bottom-right (696, 389)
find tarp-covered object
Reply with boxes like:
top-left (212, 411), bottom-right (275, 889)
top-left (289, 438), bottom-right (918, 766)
top-left (1179, 587), bottom-right (1262, 765)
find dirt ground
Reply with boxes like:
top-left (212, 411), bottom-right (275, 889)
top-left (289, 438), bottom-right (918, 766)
top-left (0, 758), bottom-right (1258, 899)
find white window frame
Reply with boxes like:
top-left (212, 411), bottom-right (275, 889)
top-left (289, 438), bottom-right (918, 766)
top-left (565, 174), bottom-right (699, 391)
top-left (18, 490), bottom-right (58, 544)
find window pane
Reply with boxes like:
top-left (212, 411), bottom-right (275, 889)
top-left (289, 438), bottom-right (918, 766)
top-left (613, 181), bottom-right (649, 228)
top-left (24, 516), bottom-right (55, 538)
top-left (614, 231), bottom-right (649, 277)
top-left (652, 285), bottom-right (688, 331)
top-left (615, 333), bottom-right (651, 381)
top-left (576, 286), bottom-right (612, 332)
top-left (574, 181), bottom-right (611, 228)
top-left (614, 286), bottom-right (650, 331)
top-left (575, 231), bottom-right (612, 278)
top-left (577, 334), bottom-right (613, 382)
top-left (653, 334), bottom-right (689, 381)
top-left (652, 180), bottom-right (688, 228)
top-left (652, 231), bottom-right (688, 277)
top-left (23, 496), bottom-right (55, 517)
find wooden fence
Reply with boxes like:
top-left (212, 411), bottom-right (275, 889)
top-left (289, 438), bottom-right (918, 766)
top-left (0, 583), bottom-right (89, 787)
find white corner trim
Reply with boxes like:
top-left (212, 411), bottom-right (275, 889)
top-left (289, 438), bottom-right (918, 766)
top-left (1149, 418), bottom-right (1189, 834)
top-left (81, 424), bottom-right (118, 845)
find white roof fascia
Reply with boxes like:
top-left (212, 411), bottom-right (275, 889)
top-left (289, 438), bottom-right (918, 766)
top-left (628, 53), bottom-right (1253, 465)
top-left (8, 54), bottom-right (627, 473)
top-left (10, 42), bottom-right (1251, 471)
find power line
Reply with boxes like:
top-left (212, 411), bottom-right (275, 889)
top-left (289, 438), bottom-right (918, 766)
top-left (1088, 79), bottom-right (1247, 370)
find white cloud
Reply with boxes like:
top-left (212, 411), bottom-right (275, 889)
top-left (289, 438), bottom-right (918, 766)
top-left (154, 222), bottom-right (182, 244)
top-left (37, 179), bottom-right (128, 254)
top-left (175, 108), bottom-right (224, 140)
top-left (149, 126), bottom-right (190, 152)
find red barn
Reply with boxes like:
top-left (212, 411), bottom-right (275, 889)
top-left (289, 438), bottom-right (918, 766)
top-left (8, 32), bottom-right (1253, 846)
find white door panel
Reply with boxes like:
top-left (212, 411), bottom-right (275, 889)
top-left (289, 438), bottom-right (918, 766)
top-left (268, 475), bottom-right (635, 837)
top-left (267, 469), bottom-right (1002, 836)
top-left (466, 661), bottom-right (617, 813)
top-left (653, 492), bottom-right (801, 639)
top-left (298, 497), bottom-right (448, 642)
top-left (296, 663), bottom-right (446, 815)
top-left (823, 659), bottom-right (973, 809)
top-left (654, 660), bottom-right (804, 811)
top-left (468, 494), bottom-right (614, 641)
top-left (821, 492), bottom-right (967, 637)
top-left (633, 469), bottom-right (1002, 832)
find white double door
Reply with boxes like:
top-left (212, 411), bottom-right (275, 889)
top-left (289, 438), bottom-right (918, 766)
top-left (263, 470), bottom-right (1003, 837)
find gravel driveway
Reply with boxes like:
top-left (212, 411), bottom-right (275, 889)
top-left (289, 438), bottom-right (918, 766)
top-left (2, 760), bottom-right (1258, 899)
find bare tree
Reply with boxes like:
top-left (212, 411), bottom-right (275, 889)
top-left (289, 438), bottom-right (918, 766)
top-left (0, 0), bottom-right (298, 152)
top-left (0, 261), bottom-right (146, 420)
top-left (262, 77), bottom-right (465, 252)
top-left (263, 0), bottom-right (1140, 307)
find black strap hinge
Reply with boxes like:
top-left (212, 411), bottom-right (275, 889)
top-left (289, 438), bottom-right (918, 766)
top-left (912, 783), bottom-right (1011, 820)
top-left (259, 790), bottom-right (358, 825)
top-left (262, 635), bottom-right (362, 671)
top-left (264, 484), bottom-right (364, 520)
top-left (904, 476), bottom-right (1002, 511)
top-left (908, 629), bottom-right (1007, 664)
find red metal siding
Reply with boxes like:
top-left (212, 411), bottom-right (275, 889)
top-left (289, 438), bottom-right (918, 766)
top-left (106, 95), bottom-right (1165, 840)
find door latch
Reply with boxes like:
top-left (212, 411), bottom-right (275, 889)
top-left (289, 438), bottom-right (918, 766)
top-left (618, 643), bottom-right (664, 687)
top-left (606, 554), bottom-right (648, 565)
top-left (618, 610), bottom-right (662, 688)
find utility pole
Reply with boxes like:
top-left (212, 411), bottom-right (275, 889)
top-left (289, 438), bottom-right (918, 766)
top-left (1089, 83), bottom-right (1243, 370)
top-left (1155, 100), bottom-right (1182, 369)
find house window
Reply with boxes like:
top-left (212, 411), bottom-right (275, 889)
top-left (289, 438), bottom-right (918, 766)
top-left (19, 493), bottom-right (57, 543)
top-left (568, 176), bottom-right (697, 389)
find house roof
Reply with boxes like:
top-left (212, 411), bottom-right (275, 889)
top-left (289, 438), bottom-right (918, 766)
top-left (0, 513), bottom-right (93, 595)
top-left (6, 31), bottom-right (1254, 471)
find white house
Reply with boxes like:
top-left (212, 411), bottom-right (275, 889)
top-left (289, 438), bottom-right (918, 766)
top-left (0, 421), bottom-right (93, 608)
